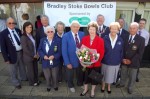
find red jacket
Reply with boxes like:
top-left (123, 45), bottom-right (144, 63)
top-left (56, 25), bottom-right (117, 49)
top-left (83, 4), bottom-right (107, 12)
top-left (81, 35), bottom-right (105, 68)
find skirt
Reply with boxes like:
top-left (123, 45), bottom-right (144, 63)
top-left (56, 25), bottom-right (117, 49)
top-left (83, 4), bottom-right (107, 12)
top-left (101, 64), bottom-right (120, 84)
top-left (84, 67), bottom-right (100, 85)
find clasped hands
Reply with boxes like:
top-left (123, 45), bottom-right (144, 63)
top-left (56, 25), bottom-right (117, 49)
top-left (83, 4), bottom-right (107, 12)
top-left (122, 59), bottom-right (131, 65)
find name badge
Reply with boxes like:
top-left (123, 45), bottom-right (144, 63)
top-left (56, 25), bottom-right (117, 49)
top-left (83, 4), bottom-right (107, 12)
top-left (117, 41), bottom-right (121, 45)
top-left (132, 45), bottom-right (137, 50)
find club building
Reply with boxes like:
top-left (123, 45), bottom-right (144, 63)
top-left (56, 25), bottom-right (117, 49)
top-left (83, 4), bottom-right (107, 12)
top-left (0, 0), bottom-right (150, 63)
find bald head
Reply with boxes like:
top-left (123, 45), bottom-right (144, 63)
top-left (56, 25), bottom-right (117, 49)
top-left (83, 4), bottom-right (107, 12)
top-left (6, 17), bottom-right (16, 30)
top-left (70, 21), bottom-right (80, 34)
top-left (129, 22), bottom-right (139, 35)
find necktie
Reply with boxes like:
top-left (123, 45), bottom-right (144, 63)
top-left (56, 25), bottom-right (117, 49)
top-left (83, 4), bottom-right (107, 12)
top-left (12, 31), bottom-right (20, 45)
top-left (118, 30), bottom-right (121, 36)
top-left (99, 26), bottom-right (102, 33)
top-left (75, 34), bottom-right (80, 48)
top-left (138, 30), bottom-right (141, 36)
top-left (128, 35), bottom-right (132, 43)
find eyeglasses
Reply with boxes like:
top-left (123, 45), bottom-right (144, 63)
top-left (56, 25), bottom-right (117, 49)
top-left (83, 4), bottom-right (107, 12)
top-left (47, 31), bottom-right (54, 33)
top-left (8, 23), bottom-right (17, 25)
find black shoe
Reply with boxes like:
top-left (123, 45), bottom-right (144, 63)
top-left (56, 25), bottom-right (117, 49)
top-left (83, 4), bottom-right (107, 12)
top-left (54, 87), bottom-right (58, 91)
top-left (16, 85), bottom-right (22, 89)
top-left (47, 88), bottom-right (51, 92)
top-left (136, 78), bottom-right (139, 82)
top-left (116, 84), bottom-right (125, 88)
top-left (107, 90), bottom-right (111, 94)
top-left (90, 95), bottom-right (95, 98)
top-left (80, 90), bottom-right (89, 96)
top-left (112, 82), bottom-right (116, 85)
top-left (128, 89), bottom-right (132, 94)
top-left (101, 89), bottom-right (105, 93)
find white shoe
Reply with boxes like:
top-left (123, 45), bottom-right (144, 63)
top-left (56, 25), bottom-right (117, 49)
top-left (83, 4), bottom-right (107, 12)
top-left (70, 88), bottom-right (75, 92)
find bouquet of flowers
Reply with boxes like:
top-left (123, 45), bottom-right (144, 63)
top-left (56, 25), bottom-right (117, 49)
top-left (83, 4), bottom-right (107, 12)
top-left (76, 45), bottom-right (100, 71)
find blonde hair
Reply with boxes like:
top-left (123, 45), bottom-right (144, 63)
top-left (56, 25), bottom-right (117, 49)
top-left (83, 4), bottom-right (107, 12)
top-left (109, 22), bottom-right (120, 30)
top-left (87, 21), bottom-right (98, 31)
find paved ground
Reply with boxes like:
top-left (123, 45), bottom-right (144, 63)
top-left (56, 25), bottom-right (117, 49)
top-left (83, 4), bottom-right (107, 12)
top-left (0, 53), bottom-right (150, 99)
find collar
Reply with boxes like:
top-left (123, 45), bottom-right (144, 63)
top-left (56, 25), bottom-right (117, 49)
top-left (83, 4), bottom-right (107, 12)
top-left (8, 27), bottom-right (15, 32)
top-left (109, 34), bottom-right (118, 42)
top-left (57, 32), bottom-right (64, 38)
top-left (71, 31), bottom-right (78, 36)
top-left (129, 34), bottom-right (136, 40)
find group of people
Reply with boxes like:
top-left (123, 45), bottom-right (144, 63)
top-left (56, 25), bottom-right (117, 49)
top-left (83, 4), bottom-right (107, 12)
top-left (0, 13), bottom-right (149, 98)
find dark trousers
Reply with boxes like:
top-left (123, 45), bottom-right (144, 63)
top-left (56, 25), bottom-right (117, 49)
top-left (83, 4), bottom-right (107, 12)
top-left (58, 62), bottom-right (66, 82)
top-left (66, 65), bottom-right (83, 88)
top-left (25, 58), bottom-right (38, 86)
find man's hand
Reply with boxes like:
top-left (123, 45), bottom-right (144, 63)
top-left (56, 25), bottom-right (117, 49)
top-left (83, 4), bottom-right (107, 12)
top-left (122, 59), bottom-right (127, 64)
top-left (126, 59), bottom-right (131, 65)
top-left (67, 64), bottom-right (72, 69)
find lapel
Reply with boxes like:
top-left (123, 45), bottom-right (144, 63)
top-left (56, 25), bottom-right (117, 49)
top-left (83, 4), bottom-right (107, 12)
top-left (26, 34), bottom-right (34, 49)
top-left (69, 31), bottom-right (76, 47)
top-left (15, 29), bottom-right (21, 37)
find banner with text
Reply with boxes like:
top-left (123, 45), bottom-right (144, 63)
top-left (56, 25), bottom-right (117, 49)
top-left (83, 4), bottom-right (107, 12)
top-left (44, 2), bottom-right (116, 27)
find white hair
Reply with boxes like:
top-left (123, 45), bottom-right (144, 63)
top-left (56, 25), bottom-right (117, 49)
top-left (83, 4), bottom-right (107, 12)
top-left (70, 20), bottom-right (80, 26)
top-left (109, 22), bottom-right (121, 29)
top-left (130, 22), bottom-right (139, 28)
top-left (45, 26), bottom-right (55, 33)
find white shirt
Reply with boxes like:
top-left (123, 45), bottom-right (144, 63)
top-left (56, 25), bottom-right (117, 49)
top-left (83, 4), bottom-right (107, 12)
top-left (138, 29), bottom-right (150, 46)
top-left (8, 28), bottom-right (22, 51)
top-left (109, 34), bottom-right (118, 49)
top-left (43, 26), bottom-right (47, 33)
top-left (119, 28), bottom-right (123, 35)
top-left (129, 34), bottom-right (136, 43)
top-left (45, 37), bottom-right (52, 54)
top-left (99, 25), bottom-right (104, 32)
top-left (71, 31), bottom-right (80, 43)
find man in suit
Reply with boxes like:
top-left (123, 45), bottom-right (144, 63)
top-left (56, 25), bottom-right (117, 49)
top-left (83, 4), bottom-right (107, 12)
top-left (36, 15), bottom-right (49, 49)
top-left (55, 21), bottom-right (65, 83)
top-left (36, 15), bottom-right (49, 78)
top-left (0, 17), bottom-right (27, 89)
top-left (116, 22), bottom-right (145, 94)
top-left (62, 21), bottom-right (84, 92)
top-left (136, 18), bottom-right (150, 82)
top-left (118, 18), bottom-right (129, 41)
top-left (96, 14), bottom-right (110, 38)
top-left (115, 18), bottom-right (129, 84)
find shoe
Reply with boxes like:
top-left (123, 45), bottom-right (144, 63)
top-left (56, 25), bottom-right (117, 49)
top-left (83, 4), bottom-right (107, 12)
top-left (128, 89), bottom-right (132, 94)
top-left (38, 81), bottom-right (42, 84)
top-left (54, 87), bottom-right (58, 91)
top-left (101, 89), bottom-right (105, 93)
top-left (116, 84), bottom-right (125, 88)
top-left (47, 88), bottom-right (51, 92)
top-left (70, 88), bottom-right (75, 93)
top-left (34, 83), bottom-right (39, 86)
top-left (80, 90), bottom-right (88, 96)
top-left (112, 82), bottom-right (116, 85)
top-left (136, 78), bottom-right (139, 82)
top-left (90, 95), bottom-right (95, 98)
top-left (107, 90), bottom-right (111, 94)
top-left (16, 85), bottom-right (22, 89)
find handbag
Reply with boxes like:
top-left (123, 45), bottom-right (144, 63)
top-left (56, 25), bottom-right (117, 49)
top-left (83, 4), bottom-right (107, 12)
top-left (88, 70), bottom-right (103, 83)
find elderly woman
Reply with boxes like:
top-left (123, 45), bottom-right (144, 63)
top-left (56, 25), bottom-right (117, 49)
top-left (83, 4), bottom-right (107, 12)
top-left (80, 21), bottom-right (105, 98)
top-left (21, 22), bottom-right (39, 86)
top-left (38, 26), bottom-right (61, 92)
top-left (101, 22), bottom-right (123, 94)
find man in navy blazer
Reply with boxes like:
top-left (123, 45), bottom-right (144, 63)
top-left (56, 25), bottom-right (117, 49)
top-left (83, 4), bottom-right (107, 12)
top-left (62, 21), bottom-right (84, 92)
top-left (116, 22), bottom-right (145, 94)
top-left (0, 17), bottom-right (27, 89)
top-left (96, 14), bottom-right (110, 38)
top-left (118, 18), bottom-right (129, 41)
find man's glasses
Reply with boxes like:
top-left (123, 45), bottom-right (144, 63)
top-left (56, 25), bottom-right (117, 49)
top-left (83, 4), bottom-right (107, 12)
top-left (47, 31), bottom-right (54, 33)
top-left (8, 23), bottom-right (17, 25)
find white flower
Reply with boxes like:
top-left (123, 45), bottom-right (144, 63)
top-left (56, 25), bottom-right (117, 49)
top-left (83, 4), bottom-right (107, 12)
top-left (79, 56), bottom-right (83, 60)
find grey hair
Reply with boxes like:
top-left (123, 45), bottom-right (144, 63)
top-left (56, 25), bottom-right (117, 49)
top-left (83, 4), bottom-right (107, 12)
top-left (96, 14), bottom-right (105, 20)
top-left (130, 22), bottom-right (139, 28)
top-left (40, 14), bottom-right (49, 20)
top-left (45, 26), bottom-right (55, 33)
top-left (70, 20), bottom-right (80, 26)
top-left (6, 17), bottom-right (15, 23)
top-left (55, 21), bottom-right (65, 30)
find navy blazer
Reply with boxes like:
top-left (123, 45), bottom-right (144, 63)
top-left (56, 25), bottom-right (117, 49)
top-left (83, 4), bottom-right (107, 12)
top-left (0, 28), bottom-right (22, 64)
top-left (62, 31), bottom-right (84, 68)
top-left (102, 35), bottom-right (124, 65)
top-left (97, 25), bottom-right (110, 38)
top-left (36, 27), bottom-right (46, 49)
top-left (123, 34), bottom-right (145, 68)
top-left (120, 29), bottom-right (129, 41)
top-left (38, 37), bottom-right (61, 68)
